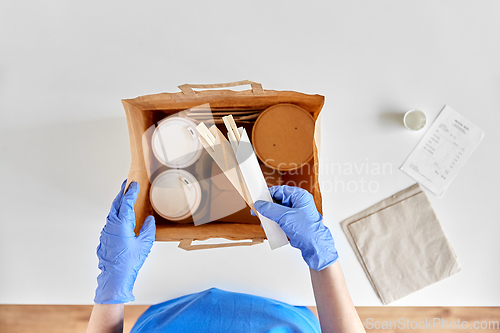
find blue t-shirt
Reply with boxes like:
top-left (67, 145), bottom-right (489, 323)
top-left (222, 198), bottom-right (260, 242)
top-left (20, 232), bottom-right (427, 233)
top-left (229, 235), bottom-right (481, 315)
top-left (131, 288), bottom-right (321, 333)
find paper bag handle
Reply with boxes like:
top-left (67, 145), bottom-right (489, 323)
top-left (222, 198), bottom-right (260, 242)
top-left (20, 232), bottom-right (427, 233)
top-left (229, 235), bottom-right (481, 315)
top-left (178, 80), bottom-right (264, 97)
top-left (178, 237), bottom-right (264, 251)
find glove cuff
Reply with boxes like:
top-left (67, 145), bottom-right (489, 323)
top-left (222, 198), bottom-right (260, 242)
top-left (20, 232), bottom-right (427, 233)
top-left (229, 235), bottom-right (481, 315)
top-left (302, 223), bottom-right (339, 271)
top-left (303, 244), bottom-right (339, 271)
top-left (94, 271), bottom-right (137, 304)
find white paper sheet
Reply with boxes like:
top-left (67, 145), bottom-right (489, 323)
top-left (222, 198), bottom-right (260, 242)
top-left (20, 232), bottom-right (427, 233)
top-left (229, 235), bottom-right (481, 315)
top-left (401, 105), bottom-right (485, 197)
top-left (234, 129), bottom-right (289, 250)
top-left (197, 123), bottom-right (289, 250)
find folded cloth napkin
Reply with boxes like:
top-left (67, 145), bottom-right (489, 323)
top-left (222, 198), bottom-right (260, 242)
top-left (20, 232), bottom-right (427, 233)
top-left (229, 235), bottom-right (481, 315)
top-left (340, 183), bottom-right (461, 304)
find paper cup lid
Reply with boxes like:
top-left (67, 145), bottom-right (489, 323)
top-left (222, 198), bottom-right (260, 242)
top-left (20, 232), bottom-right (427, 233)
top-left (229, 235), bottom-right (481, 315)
top-left (152, 117), bottom-right (202, 168)
top-left (252, 104), bottom-right (315, 171)
top-left (150, 169), bottom-right (202, 221)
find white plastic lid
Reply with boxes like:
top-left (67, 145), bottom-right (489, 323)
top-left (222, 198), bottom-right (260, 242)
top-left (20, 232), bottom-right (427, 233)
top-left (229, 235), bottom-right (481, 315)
top-left (150, 169), bottom-right (202, 221)
top-left (152, 117), bottom-right (202, 168)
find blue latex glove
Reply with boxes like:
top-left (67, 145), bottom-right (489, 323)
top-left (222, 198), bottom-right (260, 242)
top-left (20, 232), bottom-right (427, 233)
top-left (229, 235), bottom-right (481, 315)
top-left (254, 186), bottom-right (338, 271)
top-left (94, 181), bottom-right (156, 304)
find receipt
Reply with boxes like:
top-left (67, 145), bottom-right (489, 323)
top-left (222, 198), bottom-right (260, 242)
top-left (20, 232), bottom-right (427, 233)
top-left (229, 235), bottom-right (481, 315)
top-left (401, 105), bottom-right (485, 197)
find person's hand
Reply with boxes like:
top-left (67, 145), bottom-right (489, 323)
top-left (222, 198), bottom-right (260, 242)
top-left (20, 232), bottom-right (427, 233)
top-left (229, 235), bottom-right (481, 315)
top-left (253, 185), bottom-right (338, 271)
top-left (94, 181), bottom-right (156, 304)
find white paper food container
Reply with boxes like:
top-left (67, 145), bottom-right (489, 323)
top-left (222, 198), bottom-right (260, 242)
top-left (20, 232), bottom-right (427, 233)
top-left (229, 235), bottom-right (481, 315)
top-left (150, 169), bottom-right (202, 221)
top-left (152, 117), bottom-right (202, 168)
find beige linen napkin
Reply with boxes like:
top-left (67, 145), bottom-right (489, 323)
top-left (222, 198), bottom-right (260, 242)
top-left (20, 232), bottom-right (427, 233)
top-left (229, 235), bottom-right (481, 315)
top-left (340, 183), bottom-right (461, 304)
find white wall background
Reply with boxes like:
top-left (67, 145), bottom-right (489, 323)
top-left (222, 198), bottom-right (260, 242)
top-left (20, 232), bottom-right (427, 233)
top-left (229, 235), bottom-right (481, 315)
top-left (1, 0), bottom-right (499, 306)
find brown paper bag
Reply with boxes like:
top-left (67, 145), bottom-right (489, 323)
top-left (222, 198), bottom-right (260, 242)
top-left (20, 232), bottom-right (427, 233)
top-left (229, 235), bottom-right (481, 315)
top-left (122, 81), bottom-right (324, 250)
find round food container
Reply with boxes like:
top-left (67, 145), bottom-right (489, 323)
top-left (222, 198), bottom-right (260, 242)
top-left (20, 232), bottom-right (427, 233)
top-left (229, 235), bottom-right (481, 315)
top-left (252, 103), bottom-right (315, 171)
top-left (150, 169), bottom-right (202, 222)
top-left (151, 117), bottom-right (202, 168)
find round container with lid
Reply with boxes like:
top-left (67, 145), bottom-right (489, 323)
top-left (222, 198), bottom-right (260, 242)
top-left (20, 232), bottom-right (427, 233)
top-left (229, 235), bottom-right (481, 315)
top-left (252, 103), bottom-right (315, 171)
top-left (150, 169), bottom-right (202, 222)
top-left (151, 117), bottom-right (202, 168)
